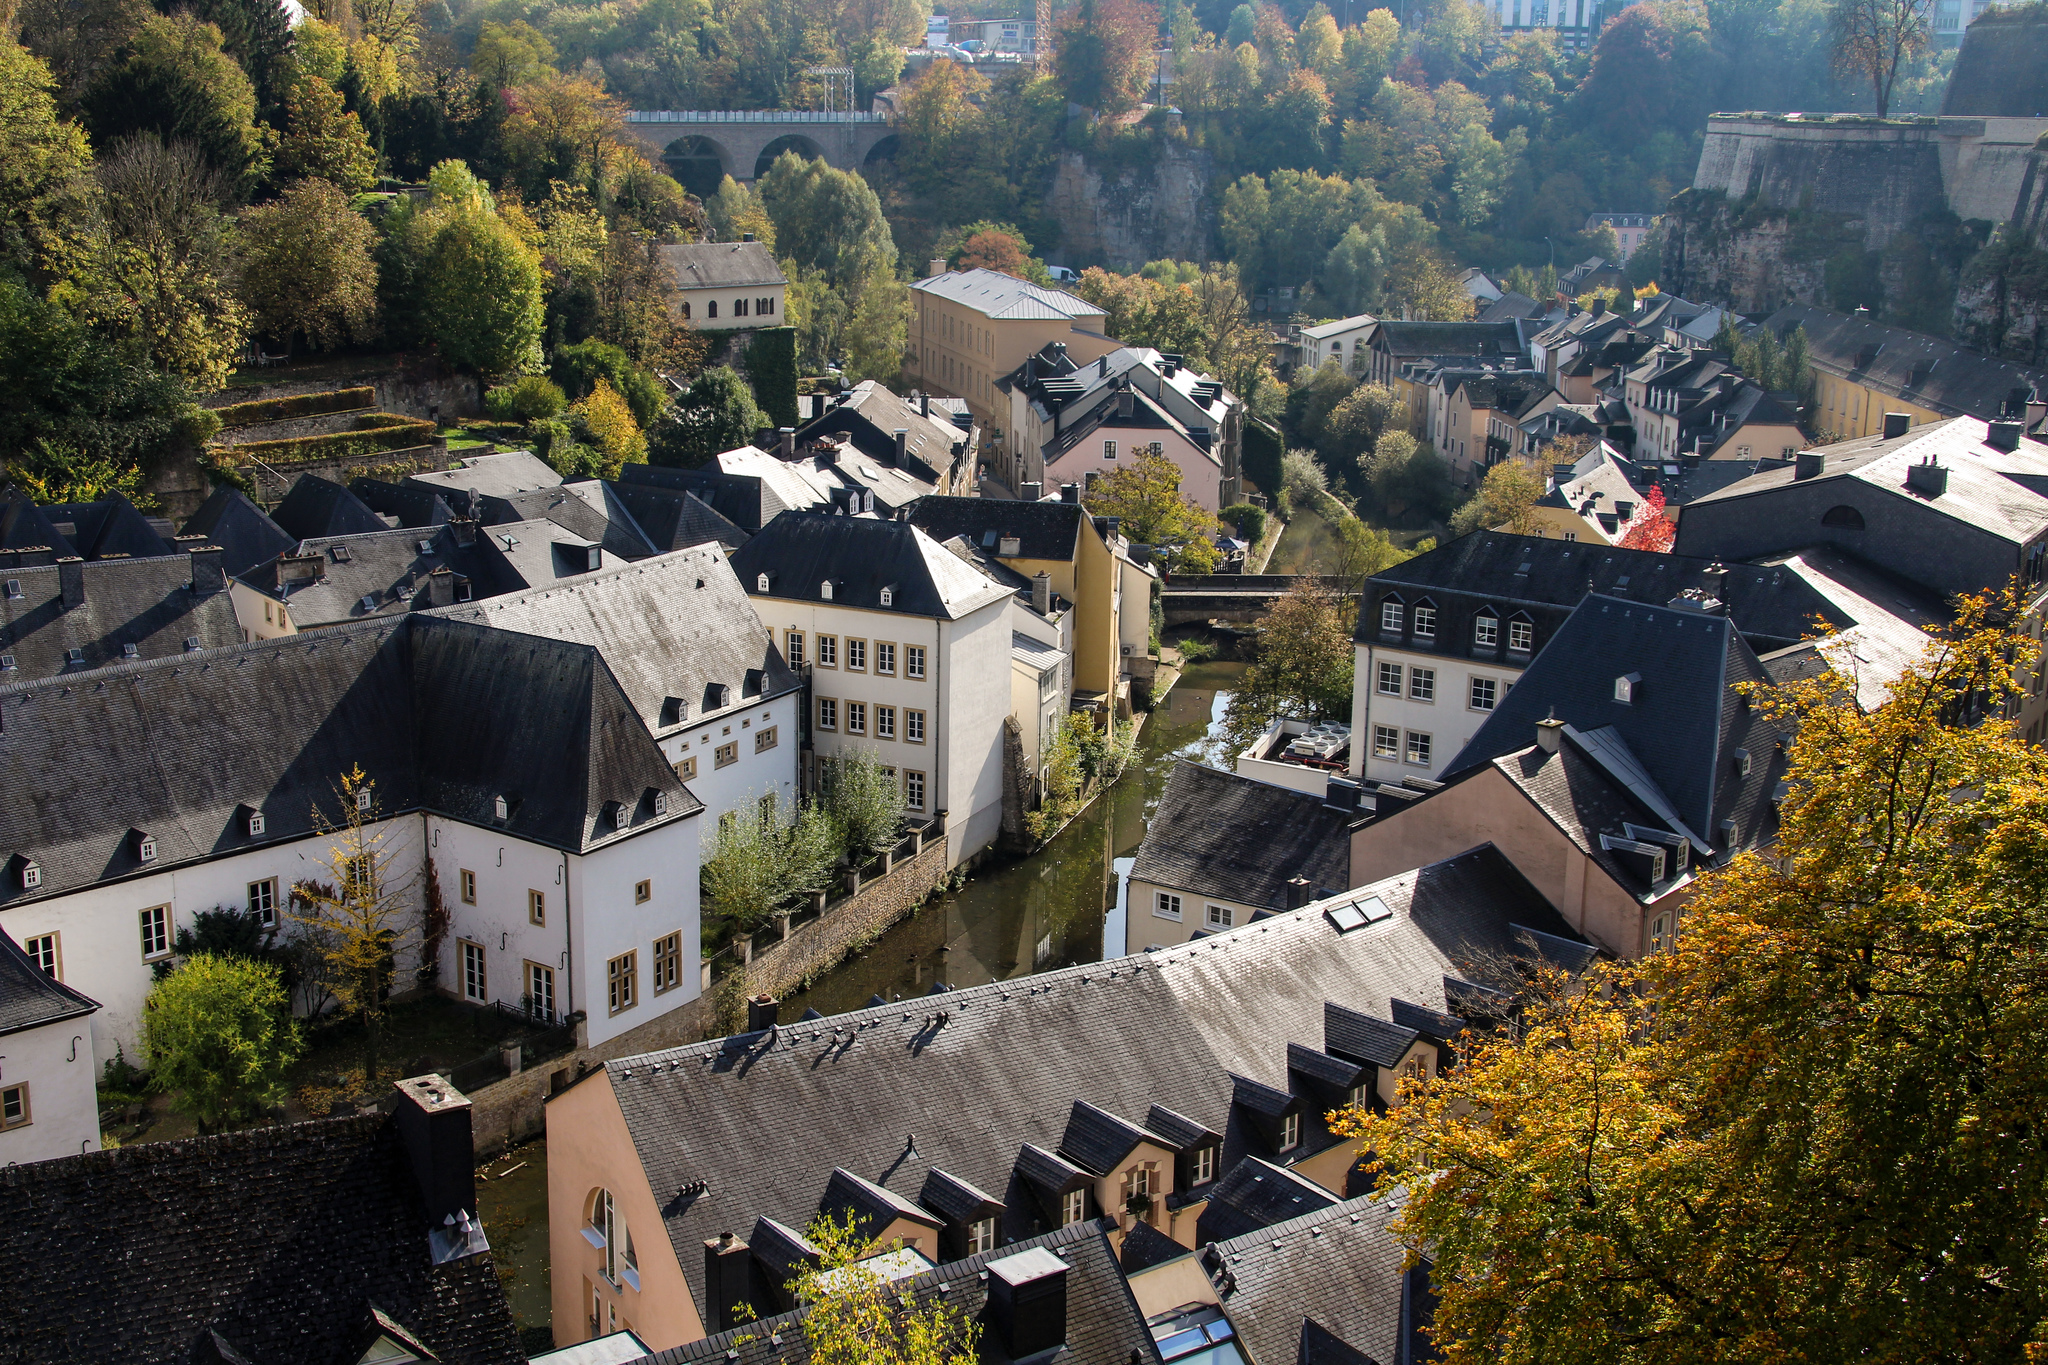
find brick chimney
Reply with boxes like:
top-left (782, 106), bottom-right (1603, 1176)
top-left (1032, 571), bottom-right (1051, 615)
top-left (188, 545), bottom-right (226, 596)
top-left (56, 556), bottom-right (84, 610)
top-left (987, 1248), bottom-right (1068, 1359)
top-left (893, 429), bottom-right (908, 465)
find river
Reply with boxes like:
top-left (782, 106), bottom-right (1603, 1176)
top-left (784, 658), bottom-right (1249, 1016)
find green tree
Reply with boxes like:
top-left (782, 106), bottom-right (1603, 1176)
top-left (141, 952), bottom-right (303, 1131)
top-left (1054, 0), bottom-right (1162, 114)
top-left (470, 19), bottom-right (558, 89)
top-left (236, 177), bottom-right (380, 351)
top-left (702, 795), bottom-right (841, 940)
top-left (1449, 457), bottom-right (1545, 536)
top-left (648, 364), bottom-right (765, 467)
top-left (0, 38), bottom-right (102, 294)
top-left (756, 151), bottom-right (895, 292)
top-left (786, 1211), bottom-right (981, 1365)
top-left (825, 748), bottom-right (905, 857)
top-left (1344, 590), bottom-right (2048, 1365)
top-left (485, 374), bottom-right (568, 422)
top-left (843, 274), bottom-right (910, 384)
top-left (1221, 580), bottom-right (1355, 750)
top-left (424, 201), bottom-right (546, 377)
top-left (1323, 382), bottom-right (1403, 465)
top-left (553, 337), bottom-right (665, 425)
top-left (1084, 447), bottom-right (1223, 573)
top-left (273, 73), bottom-right (378, 192)
top-left (1361, 429), bottom-right (1455, 518)
top-left (84, 12), bottom-right (269, 196)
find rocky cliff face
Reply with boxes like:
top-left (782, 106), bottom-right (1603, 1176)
top-left (1043, 143), bottom-right (1217, 271)
top-left (1661, 189), bottom-right (1847, 314)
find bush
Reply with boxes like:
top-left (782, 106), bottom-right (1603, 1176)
top-left (743, 326), bottom-right (800, 429)
top-left (485, 375), bottom-right (567, 423)
top-left (1219, 502), bottom-right (1268, 544)
top-left (551, 339), bottom-right (666, 427)
top-left (222, 416), bottom-right (435, 464)
top-left (1282, 448), bottom-right (1328, 508)
top-left (211, 387), bottom-right (375, 428)
top-left (826, 750), bottom-right (905, 858)
top-left (141, 953), bottom-right (303, 1131)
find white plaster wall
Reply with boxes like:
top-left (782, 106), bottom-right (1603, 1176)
top-left (0, 1018), bottom-right (102, 1164)
top-left (1118, 558), bottom-right (1152, 661)
top-left (676, 283), bottom-right (789, 332)
top-left (571, 817), bottom-right (701, 1049)
top-left (425, 817), bottom-right (573, 1017)
top-left (937, 597), bottom-right (1013, 865)
top-left (656, 692), bottom-right (800, 829)
top-left (1356, 644), bottom-right (1520, 784)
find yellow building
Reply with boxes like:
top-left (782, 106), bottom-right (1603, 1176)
top-left (910, 267), bottom-right (1121, 434)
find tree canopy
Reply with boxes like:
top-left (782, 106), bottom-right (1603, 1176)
top-left (1083, 448), bottom-right (1223, 573)
top-left (141, 951), bottom-right (303, 1131)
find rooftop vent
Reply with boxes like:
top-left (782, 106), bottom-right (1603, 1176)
top-left (419, 539), bottom-right (436, 555)
top-left (1794, 451), bottom-right (1826, 480)
top-left (0, 655), bottom-right (14, 670)
top-left (998, 535), bottom-right (1022, 556)
top-left (1986, 420), bottom-right (2023, 452)
top-left (332, 545), bottom-right (352, 563)
top-left (122, 642), bottom-right (138, 659)
top-left (3, 580), bottom-right (18, 600)
top-left (1882, 411), bottom-right (1911, 439)
top-left (359, 594), bottom-right (380, 613)
top-left (1905, 457), bottom-right (1949, 497)
top-left (66, 647), bottom-right (83, 665)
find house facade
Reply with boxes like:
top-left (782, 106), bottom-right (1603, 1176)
top-left (657, 240), bottom-right (788, 332)
top-left (910, 267), bottom-right (1121, 432)
top-left (1297, 314), bottom-right (1378, 374)
top-left (0, 927), bottom-right (102, 1164)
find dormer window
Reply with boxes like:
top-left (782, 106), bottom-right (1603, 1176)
top-left (879, 585), bottom-right (894, 607)
top-left (246, 809), bottom-right (266, 837)
top-left (756, 572), bottom-right (771, 591)
top-left (1379, 598), bottom-right (1404, 634)
top-left (136, 833), bottom-right (158, 863)
top-left (19, 858), bottom-right (41, 890)
top-left (494, 795), bottom-right (509, 821)
top-left (606, 801), bottom-right (628, 830)
top-left (1474, 612), bottom-right (1499, 648)
top-left (1412, 602), bottom-right (1437, 638)
top-left (652, 791), bottom-right (668, 816)
top-left (821, 580), bottom-right (834, 600)
top-left (355, 788), bottom-right (373, 813)
top-left (1278, 1110), bottom-right (1301, 1152)
top-left (1615, 672), bottom-right (1641, 704)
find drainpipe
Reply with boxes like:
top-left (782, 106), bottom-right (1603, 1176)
top-left (560, 850), bottom-right (576, 1034)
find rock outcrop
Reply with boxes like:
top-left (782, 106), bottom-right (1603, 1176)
top-left (1043, 143), bottom-right (1218, 271)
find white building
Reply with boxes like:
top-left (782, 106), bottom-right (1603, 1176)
top-left (728, 513), bottom-right (1016, 865)
top-left (0, 927), bottom-right (103, 1164)
top-left (657, 240), bottom-right (788, 332)
top-left (1296, 314), bottom-right (1378, 375)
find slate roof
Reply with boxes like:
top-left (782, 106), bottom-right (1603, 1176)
top-left (0, 487), bottom-right (76, 558)
top-left (181, 486), bottom-right (296, 577)
top-left (1360, 531), bottom-right (1853, 656)
top-left (919, 1167), bottom-right (1004, 1223)
top-left (1195, 1157), bottom-right (1340, 1244)
top-left (913, 269), bottom-right (1107, 323)
top-left (350, 476), bottom-right (456, 530)
top-left (658, 240), bottom-right (787, 290)
top-left (822, 1167), bottom-right (941, 1241)
top-left (1373, 321), bottom-right (1526, 361)
top-left (1755, 546), bottom-right (1944, 709)
top-left (908, 496), bottom-right (1087, 562)
top-left (1760, 302), bottom-right (2046, 422)
top-left (715, 445), bottom-right (842, 514)
top-left (241, 524), bottom-right (503, 626)
top-left (0, 925), bottom-right (98, 1038)
top-left (727, 512), bottom-right (1013, 620)
top-left (619, 464), bottom-right (776, 534)
top-left (406, 450), bottom-right (564, 501)
top-left (604, 481), bottom-right (750, 551)
top-left (0, 554), bottom-right (241, 677)
top-left (598, 844), bottom-right (1586, 1313)
top-left (1128, 762), bottom-right (1351, 908)
top-left (0, 616), bottom-right (697, 910)
top-left (0, 1112), bottom-right (522, 1365)
top-left (1208, 1194), bottom-right (1416, 1365)
top-left (1142, 1104), bottom-right (1221, 1151)
top-left (1060, 1100), bottom-right (1155, 1175)
top-left (798, 382), bottom-right (974, 508)
top-left (271, 475), bottom-right (388, 541)
top-left (42, 493), bottom-right (173, 560)
top-left (1478, 291), bottom-right (1546, 322)
top-left (481, 483), bottom-right (658, 562)
top-left (1444, 594), bottom-right (1784, 854)
top-left (1300, 314), bottom-right (1377, 340)
top-left (433, 545), bottom-right (798, 737)
top-left (1322, 1002), bottom-right (1419, 1069)
top-left (646, 1220), bottom-right (1149, 1365)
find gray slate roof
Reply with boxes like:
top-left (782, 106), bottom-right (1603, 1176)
top-left (909, 496), bottom-right (1088, 562)
top-left (182, 487), bottom-right (296, 577)
top-left (0, 487), bottom-right (76, 558)
top-left (598, 844), bottom-right (1584, 1313)
top-left (1128, 762), bottom-right (1351, 908)
top-left (0, 554), bottom-right (241, 677)
top-left (912, 269), bottom-right (1106, 323)
top-left (42, 493), bottom-right (173, 559)
top-left (658, 240), bottom-right (787, 291)
top-left (727, 512), bottom-right (1012, 620)
top-left (1760, 303), bottom-right (2045, 422)
top-left (1195, 1157), bottom-right (1340, 1244)
top-left (0, 1113), bottom-right (522, 1365)
top-left (0, 925), bottom-right (98, 1038)
top-left (272, 475), bottom-right (388, 541)
top-left (1209, 1194), bottom-right (1419, 1365)
top-left (1373, 320), bottom-right (1526, 361)
top-left (604, 481), bottom-right (750, 552)
top-left (405, 451), bottom-right (563, 501)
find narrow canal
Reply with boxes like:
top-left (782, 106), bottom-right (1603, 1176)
top-left (785, 658), bottom-right (1249, 1016)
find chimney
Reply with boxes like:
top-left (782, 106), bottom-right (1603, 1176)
top-left (188, 545), bottom-right (226, 596)
top-left (1987, 420), bottom-right (2023, 452)
top-left (392, 1075), bottom-right (486, 1262)
top-left (1032, 571), bottom-right (1051, 615)
top-left (780, 427), bottom-right (795, 460)
top-left (1020, 481), bottom-right (1043, 501)
top-left (1906, 457), bottom-right (1949, 497)
top-left (428, 566), bottom-right (455, 607)
top-left (1535, 714), bottom-right (1565, 754)
top-left (1098, 355), bottom-right (1109, 378)
top-left (1117, 390), bottom-right (1133, 419)
top-left (741, 231), bottom-right (755, 242)
top-left (1061, 483), bottom-right (1080, 504)
top-left (1702, 562), bottom-right (1728, 600)
top-left (920, 392), bottom-right (931, 418)
top-left (450, 519), bottom-right (477, 547)
top-left (928, 258), bottom-right (947, 278)
top-left (14, 546), bottom-right (52, 568)
top-left (57, 556), bottom-right (84, 610)
top-left (1793, 451), bottom-right (1826, 480)
top-left (986, 1248), bottom-right (1068, 1359)
top-left (703, 1231), bottom-right (755, 1332)
top-left (1324, 775), bottom-right (1363, 813)
top-left (746, 993), bottom-right (778, 1033)
top-left (1882, 411), bottom-right (1911, 439)
top-left (1283, 875), bottom-right (1313, 909)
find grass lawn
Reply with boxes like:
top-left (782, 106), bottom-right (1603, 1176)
top-left (284, 993), bottom-right (515, 1117)
top-left (435, 425), bottom-right (494, 449)
top-left (1268, 504), bottom-right (1345, 574)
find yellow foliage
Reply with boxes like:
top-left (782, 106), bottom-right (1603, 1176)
top-left (575, 377), bottom-right (646, 472)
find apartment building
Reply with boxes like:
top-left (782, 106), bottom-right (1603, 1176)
top-left (910, 267), bottom-right (1120, 432)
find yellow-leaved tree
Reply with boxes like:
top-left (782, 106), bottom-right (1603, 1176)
top-left (1338, 588), bottom-right (2048, 1364)
top-left (779, 1211), bottom-right (980, 1365)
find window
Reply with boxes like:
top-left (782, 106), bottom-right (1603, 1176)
top-left (1373, 725), bottom-right (1400, 759)
top-left (818, 635), bottom-right (837, 667)
top-left (1279, 1111), bottom-right (1301, 1152)
top-left (1563, 531), bottom-right (1578, 542)
top-left (460, 869), bottom-right (476, 904)
top-left (906, 646), bottom-right (925, 679)
top-left (785, 630), bottom-right (805, 665)
top-left (635, 878), bottom-right (652, 905)
top-left (846, 701), bottom-right (867, 735)
top-left (24, 933), bottom-right (58, 979)
top-left (904, 769), bottom-right (925, 811)
top-left (529, 889), bottom-right (546, 926)
top-left (1403, 1052), bottom-right (1431, 1084)
top-left (653, 932), bottom-right (682, 994)
top-left (1409, 667), bottom-right (1435, 702)
top-left (817, 697), bottom-right (837, 730)
top-left (1206, 903), bottom-right (1234, 929)
top-left (139, 905), bottom-right (169, 960)
top-left (1103, 440), bottom-right (1118, 460)
top-left (1380, 600), bottom-right (1404, 633)
top-left (461, 940), bottom-right (487, 1002)
top-left (734, 297), bottom-right (749, 317)
top-left (680, 301), bottom-right (691, 320)
top-left (1061, 1189), bottom-right (1087, 1225)
top-left (1470, 677), bottom-right (1497, 711)
top-left (355, 787), bottom-right (372, 813)
top-left (608, 951), bottom-right (638, 1014)
top-left (1131, 1166), bottom-right (1150, 1199)
top-left (248, 878), bottom-right (277, 927)
top-left (1154, 892), bottom-right (1183, 921)
top-left (968, 1217), bottom-right (997, 1255)
top-left (879, 588), bottom-right (894, 607)
top-left (677, 755), bottom-right (698, 781)
top-left (846, 638), bottom-right (867, 671)
top-left (875, 642), bottom-right (896, 675)
top-left (592, 1189), bottom-right (622, 1282)
top-left (1649, 913), bottom-right (1671, 954)
top-left (756, 725), bottom-right (780, 755)
top-left (1412, 605), bottom-right (1437, 638)
top-left (525, 962), bottom-right (556, 1021)
top-left (0, 1084), bottom-right (27, 1131)
top-left (1190, 1145), bottom-right (1215, 1185)
top-left (876, 706), bottom-right (896, 739)
top-left (714, 741), bottom-right (738, 768)
top-left (1346, 1082), bottom-right (1369, 1110)
top-left (758, 296), bottom-right (775, 315)
top-left (905, 708), bottom-right (926, 742)
top-left (1377, 661), bottom-right (1403, 695)
top-left (1474, 615), bottom-right (1499, 648)
top-left (1508, 619), bottom-right (1534, 653)
top-left (1405, 731), bottom-right (1432, 766)
top-left (1147, 442), bottom-right (1163, 458)
top-left (707, 300), bottom-right (718, 319)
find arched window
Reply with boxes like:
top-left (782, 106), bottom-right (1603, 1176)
top-left (1821, 504), bottom-right (1865, 529)
top-left (589, 1189), bottom-right (620, 1282)
top-left (707, 300), bottom-right (719, 319)
top-left (680, 301), bottom-right (691, 320)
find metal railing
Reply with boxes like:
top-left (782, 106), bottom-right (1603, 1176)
top-left (626, 110), bottom-right (888, 124)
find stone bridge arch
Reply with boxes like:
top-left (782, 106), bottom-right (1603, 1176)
top-left (622, 112), bottom-right (895, 185)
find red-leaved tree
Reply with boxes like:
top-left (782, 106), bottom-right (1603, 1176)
top-left (1617, 485), bottom-right (1675, 552)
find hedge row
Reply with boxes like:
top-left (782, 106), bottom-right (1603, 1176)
top-left (212, 386), bottom-right (376, 428)
top-left (225, 415), bottom-right (435, 464)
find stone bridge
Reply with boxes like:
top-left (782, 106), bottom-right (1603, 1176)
top-left (622, 111), bottom-right (896, 183)
top-left (1160, 574), bottom-right (1356, 627)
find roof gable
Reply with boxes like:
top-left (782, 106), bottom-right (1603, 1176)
top-left (1129, 763), bottom-right (1351, 909)
top-left (726, 513), bottom-right (1011, 620)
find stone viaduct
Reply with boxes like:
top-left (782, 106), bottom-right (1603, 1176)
top-left (620, 111), bottom-right (896, 182)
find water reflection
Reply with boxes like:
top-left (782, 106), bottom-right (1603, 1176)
top-left (784, 661), bottom-right (1248, 1016)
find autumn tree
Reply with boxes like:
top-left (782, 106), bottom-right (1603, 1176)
top-left (1344, 589), bottom-right (2048, 1365)
top-left (273, 73), bottom-right (378, 191)
top-left (1055, 0), bottom-right (1162, 115)
top-left (1083, 447), bottom-right (1222, 573)
top-left (785, 1211), bottom-right (981, 1365)
top-left (571, 377), bottom-right (645, 475)
top-left (236, 177), bottom-right (380, 351)
top-left (0, 39), bottom-right (102, 294)
top-left (141, 952), bottom-right (303, 1131)
top-left (291, 765), bottom-right (418, 1090)
top-left (1449, 458), bottom-right (1546, 536)
top-left (1222, 580), bottom-right (1356, 749)
top-left (1360, 429), bottom-right (1455, 519)
top-left (1830, 0), bottom-right (1931, 118)
top-left (1616, 483), bottom-right (1674, 552)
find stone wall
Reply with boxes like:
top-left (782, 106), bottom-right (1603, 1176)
top-left (241, 444), bottom-right (464, 507)
top-left (1044, 144), bottom-right (1217, 271)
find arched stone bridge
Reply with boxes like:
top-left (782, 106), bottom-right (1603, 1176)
top-left (1160, 575), bottom-right (1357, 627)
top-left (622, 111), bottom-right (897, 183)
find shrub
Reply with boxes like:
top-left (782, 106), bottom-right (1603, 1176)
top-left (551, 339), bottom-right (666, 426)
top-left (1281, 448), bottom-right (1328, 507)
top-left (485, 375), bottom-right (567, 423)
top-left (1219, 502), bottom-right (1267, 544)
top-left (141, 953), bottom-right (303, 1131)
top-left (222, 417), bottom-right (435, 464)
top-left (212, 386), bottom-right (374, 428)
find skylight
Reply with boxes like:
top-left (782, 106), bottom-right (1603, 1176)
top-left (1325, 896), bottom-right (1392, 932)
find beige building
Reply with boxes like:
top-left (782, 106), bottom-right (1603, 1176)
top-left (657, 240), bottom-right (788, 332)
top-left (910, 267), bottom-right (1120, 432)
